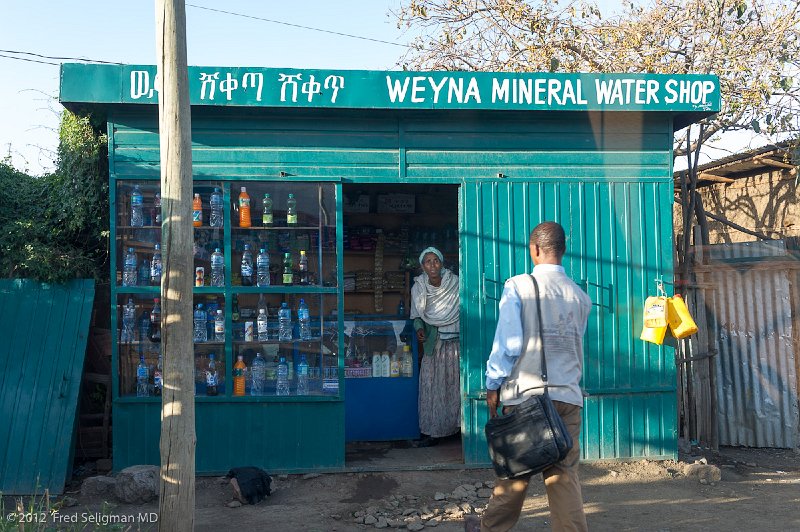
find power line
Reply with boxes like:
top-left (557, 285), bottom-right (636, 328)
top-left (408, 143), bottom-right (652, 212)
top-left (186, 3), bottom-right (410, 49)
top-left (0, 53), bottom-right (58, 66)
top-left (0, 49), bottom-right (122, 65)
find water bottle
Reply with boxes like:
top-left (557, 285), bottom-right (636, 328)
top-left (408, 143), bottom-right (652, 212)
top-left (233, 355), bottom-right (246, 396)
top-left (256, 248), bottom-right (270, 287)
top-left (139, 309), bottom-right (151, 343)
top-left (138, 258), bottom-right (150, 286)
top-left (276, 355), bottom-right (289, 396)
top-left (282, 252), bottom-right (293, 285)
top-left (206, 354), bottom-right (218, 396)
top-left (262, 193), bottom-right (273, 226)
top-left (152, 192), bottom-right (162, 225)
top-left (214, 309), bottom-right (225, 341)
top-left (251, 352), bottom-right (266, 396)
top-left (149, 297), bottom-right (161, 343)
top-left (193, 303), bottom-right (207, 342)
top-left (241, 244), bottom-right (254, 286)
top-left (257, 308), bottom-right (269, 341)
top-left (206, 306), bottom-right (215, 340)
top-left (299, 250), bottom-right (309, 285)
top-left (397, 299), bottom-right (405, 317)
top-left (209, 187), bottom-right (223, 227)
top-left (153, 354), bottom-right (163, 396)
top-left (122, 247), bottom-right (137, 286)
top-left (296, 354), bottom-right (309, 395)
top-left (286, 193), bottom-right (297, 225)
top-left (278, 302), bottom-right (292, 341)
top-left (401, 345), bottom-right (413, 377)
top-left (298, 298), bottom-right (311, 340)
top-left (121, 298), bottom-right (136, 343)
top-left (130, 184), bottom-right (144, 227)
top-left (210, 248), bottom-right (224, 287)
top-left (150, 243), bottom-right (162, 285)
top-left (136, 355), bottom-right (149, 397)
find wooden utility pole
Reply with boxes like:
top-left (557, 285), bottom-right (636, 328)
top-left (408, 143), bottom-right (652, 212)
top-left (156, 1), bottom-right (195, 530)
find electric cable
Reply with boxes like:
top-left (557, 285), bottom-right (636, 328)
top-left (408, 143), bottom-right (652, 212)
top-left (186, 3), bottom-right (410, 49)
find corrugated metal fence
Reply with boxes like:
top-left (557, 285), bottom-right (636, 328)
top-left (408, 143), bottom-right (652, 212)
top-left (0, 279), bottom-right (95, 494)
top-left (682, 241), bottom-right (799, 448)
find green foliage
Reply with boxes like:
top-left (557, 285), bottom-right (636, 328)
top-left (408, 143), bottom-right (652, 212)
top-left (0, 111), bottom-right (109, 283)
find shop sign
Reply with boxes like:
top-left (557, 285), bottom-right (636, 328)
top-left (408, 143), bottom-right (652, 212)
top-left (62, 64), bottom-right (721, 113)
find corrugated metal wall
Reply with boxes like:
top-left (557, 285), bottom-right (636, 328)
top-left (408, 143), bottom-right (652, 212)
top-left (461, 179), bottom-right (676, 463)
top-left (0, 279), bottom-right (95, 494)
top-left (110, 107), bottom-right (678, 465)
top-left (701, 241), bottom-right (799, 448)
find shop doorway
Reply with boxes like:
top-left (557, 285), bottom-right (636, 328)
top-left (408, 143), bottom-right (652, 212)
top-left (342, 183), bottom-right (463, 469)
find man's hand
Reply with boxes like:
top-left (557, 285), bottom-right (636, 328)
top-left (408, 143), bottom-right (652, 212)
top-left (416, 328), bottom-right (426, 342)
top-left (486, 389), bottom-right (500, 419)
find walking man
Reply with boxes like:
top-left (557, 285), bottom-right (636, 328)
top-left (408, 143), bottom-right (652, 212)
top-left (468, 221), bottom-right (591, 532)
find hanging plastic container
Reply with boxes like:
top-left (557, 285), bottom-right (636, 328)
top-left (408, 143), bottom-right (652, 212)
top-left (640, 323), bottom-right (667, 345)
top-left (643, 296), bottom-right (668, 328)
top-left (667, 294), bottom-right (698, 339)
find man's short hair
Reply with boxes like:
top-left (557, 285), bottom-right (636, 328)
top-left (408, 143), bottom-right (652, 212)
top-left (530, 221), bottom-right (566, 257)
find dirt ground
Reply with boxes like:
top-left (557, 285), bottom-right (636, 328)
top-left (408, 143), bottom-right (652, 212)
top-left (7, 446), bottom-right (800, 531)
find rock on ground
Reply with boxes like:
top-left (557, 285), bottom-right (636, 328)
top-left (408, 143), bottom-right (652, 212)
top-left (113, 465), bottom-right (159, 504)
top-left (81, 475), bottom-right (117, 498)
top-left (683, 462), bottom-right (722, 483)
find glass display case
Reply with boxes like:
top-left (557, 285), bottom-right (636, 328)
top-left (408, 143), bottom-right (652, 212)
top-left (112, 180), bottom-right (342, 400)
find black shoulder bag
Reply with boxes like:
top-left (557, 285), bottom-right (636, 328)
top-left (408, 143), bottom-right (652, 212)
top-left (484, 275), bottom-right (574, 479)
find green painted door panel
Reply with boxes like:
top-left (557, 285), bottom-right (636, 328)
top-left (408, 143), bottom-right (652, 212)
top-left (114, 401), bottom-right (345, 474)
top-left (460, 180), bottom-right (675, 465)
top-left (0, 279), bottom-right (95, 494)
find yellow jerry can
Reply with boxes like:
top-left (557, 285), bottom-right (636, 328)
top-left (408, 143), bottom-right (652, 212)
top-left (640, 323), bottom-right (667, 345)
top-left (643, 296), bottom-right (668, 328)
top-left (667, 294), bottom-right (698, 339)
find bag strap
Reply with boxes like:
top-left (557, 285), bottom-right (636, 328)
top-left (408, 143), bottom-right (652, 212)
top-left (530, 274), bottom-right (548, 385)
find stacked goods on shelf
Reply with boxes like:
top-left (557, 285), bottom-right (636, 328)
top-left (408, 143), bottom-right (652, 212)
top-left (384, 271), bottom-right (405, 290)
top-left (354, 271), bottom-right (373, 291)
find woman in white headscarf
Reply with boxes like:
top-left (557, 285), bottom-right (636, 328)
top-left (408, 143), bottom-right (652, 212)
top-left (410, 246), bottom-right (461, 446)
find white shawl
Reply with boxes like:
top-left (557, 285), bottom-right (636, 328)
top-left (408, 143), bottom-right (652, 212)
top-left (410, 268), bottom-right (460, 333)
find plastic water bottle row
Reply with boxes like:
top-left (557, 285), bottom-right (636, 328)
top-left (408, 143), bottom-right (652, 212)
top-left (193, 304), bottom-right (227, 343)
top-left (254, 299), bottom-right (313, 342)
top-left (122, 244), bottom-right (163, 287)
top-left (133, 185), bottom-right (299, 229)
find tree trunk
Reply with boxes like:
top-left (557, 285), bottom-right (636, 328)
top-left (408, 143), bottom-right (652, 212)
top-left (156, 1), bottom-right (195, 530)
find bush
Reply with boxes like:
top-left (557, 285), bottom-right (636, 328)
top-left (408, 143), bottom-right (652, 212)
top-left (0, 111), bottom-right (109, 283)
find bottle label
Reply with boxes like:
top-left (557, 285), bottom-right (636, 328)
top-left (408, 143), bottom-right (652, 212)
top-left (283, 273), bottom-right (293, 284)
top-left (137, 367), bottom-right (148, 379)
top-left (215, 322), bottom-right (224, 334)
top-left (193, 209), bottom-right (202, 223)
top-left (154, 372), bottom-right (162, 387)
top-left (263, 213), bottom-right (273, 225)
top-left (206, 371), bottom-right (217, 386)
top-left (287, 213), bottom-right (298, 225)
top-left (242, 264), bottom-right (253, 277)
top-left (132, 195), bottom-right (143, 206)
top-left (240, 198), bottom-right (250, 208)
top-left (233, 368), bottom-right (244, 378)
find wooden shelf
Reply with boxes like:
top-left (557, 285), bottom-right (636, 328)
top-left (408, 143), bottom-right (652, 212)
top-left (231, 225), bottom-right (321, 231)
top-left (345, 290), bottom-right (405, 294)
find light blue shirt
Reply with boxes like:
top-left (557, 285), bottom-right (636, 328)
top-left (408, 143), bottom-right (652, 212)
top-left (485, 264), bottom-right (565, 391)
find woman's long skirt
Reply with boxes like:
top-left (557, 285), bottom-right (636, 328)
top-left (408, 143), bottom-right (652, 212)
top-left (418, 338), bottom-right (461, 438)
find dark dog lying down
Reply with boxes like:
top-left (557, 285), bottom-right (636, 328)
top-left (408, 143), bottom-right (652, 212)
top-left (226, 466), bottom-right (272, 505)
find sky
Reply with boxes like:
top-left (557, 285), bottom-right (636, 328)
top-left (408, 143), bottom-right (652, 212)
top-left (0, 0), bottom-right (764, 175)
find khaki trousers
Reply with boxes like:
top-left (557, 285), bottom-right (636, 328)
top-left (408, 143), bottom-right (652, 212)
top-left (481, 402), bottom-right (587, 532)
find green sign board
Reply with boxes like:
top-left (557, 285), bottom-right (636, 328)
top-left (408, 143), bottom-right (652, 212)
top-left (60, 64), bottom-right (720, 113)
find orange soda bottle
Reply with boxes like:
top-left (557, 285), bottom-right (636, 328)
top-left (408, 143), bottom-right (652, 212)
top-left (233, 355), bottom-right (246, 396)
top-left (192, 193), bottom-right (203, 227)
top-left (239, 186), bottom-right (251, 228)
